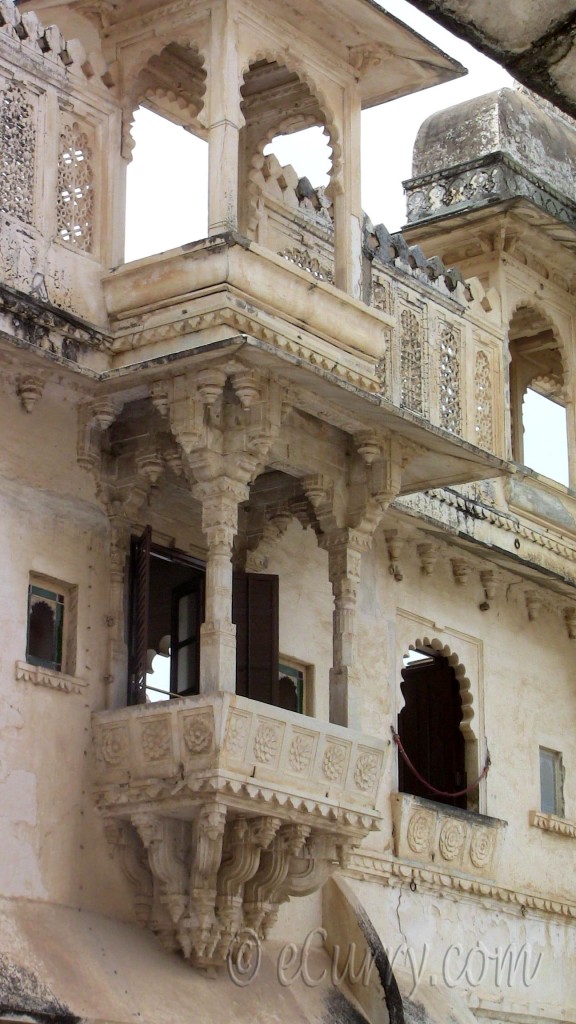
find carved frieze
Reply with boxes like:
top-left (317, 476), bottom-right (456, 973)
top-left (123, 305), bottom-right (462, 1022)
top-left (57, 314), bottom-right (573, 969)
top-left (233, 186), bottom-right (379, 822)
top-left (391, 792), bottom-right (507, 880)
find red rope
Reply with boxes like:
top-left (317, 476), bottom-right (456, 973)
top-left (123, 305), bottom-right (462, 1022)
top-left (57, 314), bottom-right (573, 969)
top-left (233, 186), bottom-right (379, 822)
top-left (391, 727), bottom-right (490, 799)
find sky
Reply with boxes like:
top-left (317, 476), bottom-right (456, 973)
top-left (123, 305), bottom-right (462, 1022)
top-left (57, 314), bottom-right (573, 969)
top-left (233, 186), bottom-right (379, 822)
top-left (124, 0), bottom-right (568, 490)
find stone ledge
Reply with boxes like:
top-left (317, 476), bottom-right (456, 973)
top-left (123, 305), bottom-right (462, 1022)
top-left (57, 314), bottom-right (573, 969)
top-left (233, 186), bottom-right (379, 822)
top-left (391, 792), bottom-right (507, 880)
top-left (15, 660), bottom-right (87, 695)
top-left (346, 850), bottom-right (576, 921)
top-left (93, 692), bottom-right (387, 824)
top-left (530, 810), bottom-right (576, 838)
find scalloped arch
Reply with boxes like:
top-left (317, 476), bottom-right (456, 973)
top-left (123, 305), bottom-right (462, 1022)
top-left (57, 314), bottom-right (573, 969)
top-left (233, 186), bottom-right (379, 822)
top-left (240, 48), bottom-right (341, 236)
top-left (122, 39), bottom-right (207, 158)
top-left (405, 637), bottom-right (476, 742)
top-left (507, 298), bottom-right (569, 390)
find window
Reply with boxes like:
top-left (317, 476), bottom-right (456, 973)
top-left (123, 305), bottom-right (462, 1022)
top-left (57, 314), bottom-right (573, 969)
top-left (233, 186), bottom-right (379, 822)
top-left (26, 574), bottom-right (77, 674)
top-left (129, 527), bottom-right (204, 704)
top-left (278, 659), bottom-right (309, 715)
top-left (129, 528), bottom-right (285, 710)
top-left (508, 306), bottom-right (569, 485)
top-left (539, 747), bottom-right (564, 816)
top-left (398, 649), bottom-right (467, 809)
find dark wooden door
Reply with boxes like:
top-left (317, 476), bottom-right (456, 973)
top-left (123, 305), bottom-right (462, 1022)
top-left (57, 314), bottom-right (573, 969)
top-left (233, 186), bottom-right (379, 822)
top-left (398, 655), bottom-right (466, 809)
top-left (233, 571), bottom-right (279, 706)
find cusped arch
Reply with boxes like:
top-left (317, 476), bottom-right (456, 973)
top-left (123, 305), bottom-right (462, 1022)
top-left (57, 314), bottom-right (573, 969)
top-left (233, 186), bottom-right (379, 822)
top-left (239, 48), bottom-right (341, 235)
top-left (400, 636), bottom-right (482, 810)
top-left (122, 39), bottom-right (208, 158)
top-left (507, 297), bottom-right (569, 391)
top-left (407, 636), bottom-right (475, 740)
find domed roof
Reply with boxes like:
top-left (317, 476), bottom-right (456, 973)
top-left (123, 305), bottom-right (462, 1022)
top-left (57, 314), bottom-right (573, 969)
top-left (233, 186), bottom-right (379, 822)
top-left (413, 87), bottom-right (576, 201)
top-left (405, 87), bottom-right (576, 226)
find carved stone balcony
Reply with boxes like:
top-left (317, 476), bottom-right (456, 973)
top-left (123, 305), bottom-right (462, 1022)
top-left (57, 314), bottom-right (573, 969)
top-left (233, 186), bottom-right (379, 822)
top-left (391, 793), bottom-right (507, 881)
top-left (93, 694), bottom-right (387, 966)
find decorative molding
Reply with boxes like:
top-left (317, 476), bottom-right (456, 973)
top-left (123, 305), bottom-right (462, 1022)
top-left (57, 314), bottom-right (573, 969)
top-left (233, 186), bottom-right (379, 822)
top-left (391, 793), bottom-right (506, 881)
top-left (15, 660), bottom-right (87, 695)
top-left (396, 486), bottom-right (576, 587)
top-left (404, 152), bottom-right (576, 233)
top-left (346, 849), bottom-right (576, 922)
top-left (530, 810), bottom-right (576, 838)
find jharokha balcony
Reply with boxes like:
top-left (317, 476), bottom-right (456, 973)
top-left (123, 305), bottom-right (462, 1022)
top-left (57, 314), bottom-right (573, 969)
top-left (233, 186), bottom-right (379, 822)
top-left (92, 693), bottom-right (387, 967)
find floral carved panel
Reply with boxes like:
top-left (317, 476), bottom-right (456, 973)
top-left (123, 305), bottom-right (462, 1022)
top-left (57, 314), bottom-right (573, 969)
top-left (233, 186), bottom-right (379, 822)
top-left (391, 792), bottom-right (506, 880)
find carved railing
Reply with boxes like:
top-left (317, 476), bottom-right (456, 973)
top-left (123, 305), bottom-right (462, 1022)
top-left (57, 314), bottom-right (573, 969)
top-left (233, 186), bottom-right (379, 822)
top-left (93, 693), bottom-right (386, 966)
top-left (391, 792), bottom-right (507, 881)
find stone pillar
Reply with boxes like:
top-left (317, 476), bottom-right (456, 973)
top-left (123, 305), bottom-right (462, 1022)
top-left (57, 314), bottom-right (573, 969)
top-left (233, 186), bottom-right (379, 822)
top-left (565, 395), bottom-right (576, 488)
top-left (105, 517), bottom-right (131, 709)
top-left (207, 1), bottom-right (243, 234)
top-left (332, 87), bottom-right (363, 299)
top-left (194, 477), bottom-right (249, 693)
top-left (327, 530), bottom-right (365, 729)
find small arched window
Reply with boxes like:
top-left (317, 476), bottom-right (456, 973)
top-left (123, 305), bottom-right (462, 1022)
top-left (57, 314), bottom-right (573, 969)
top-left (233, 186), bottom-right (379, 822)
top-left (398, 649), bottom-right (467, 809)
top-left (508, 306), bottom-right (569, 485)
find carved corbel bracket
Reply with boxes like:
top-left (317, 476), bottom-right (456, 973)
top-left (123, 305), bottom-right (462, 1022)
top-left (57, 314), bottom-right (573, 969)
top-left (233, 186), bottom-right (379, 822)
top-left (563, 605), bottom-right (576, 640)
top-left (385, 530), bottom-right (405, 582)
top-left (525, 588), bottom-right (544, 622)
top-left (214, 816), bottom-right (281, 960)
top-left (77, 397), bottom-right (124, 473)
top-left (132, 814), bottom-right (189, 926)
top-left (243, 824), bottom-right (311, 937)
top-left (479, 568), bottom-right (500, 611)
top-left (451, 557), bottom-right (473, 588)
top-left (417, 541), bottom-right (439, 576)
top-left (16, 375), bottom-right (44, 413)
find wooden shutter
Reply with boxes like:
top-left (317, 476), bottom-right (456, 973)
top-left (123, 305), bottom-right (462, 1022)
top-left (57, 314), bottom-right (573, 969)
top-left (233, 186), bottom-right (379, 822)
top-left (398, 656), bottom-right (466, 809)
top-left (233, 571), bottom-right (279, 705)
top-left (128, 525), bottom-right (151, 705)
top-left (170, 575), bottom-right (204, 697)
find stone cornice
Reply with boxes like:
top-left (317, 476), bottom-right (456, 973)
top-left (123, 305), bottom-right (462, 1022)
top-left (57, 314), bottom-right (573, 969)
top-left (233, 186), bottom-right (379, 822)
top-left (346, 849), bottom-right (576, 922)
top-left (0, 283), bottom-right (111, 364)
top-left (395, 486), bottom-right (576, 591)
top-left (404, 151), bottom-right (576, 233)
top-left (15, 660), bottom-right (88, 695)
top-left (530, 810), bottom-right (576, 838)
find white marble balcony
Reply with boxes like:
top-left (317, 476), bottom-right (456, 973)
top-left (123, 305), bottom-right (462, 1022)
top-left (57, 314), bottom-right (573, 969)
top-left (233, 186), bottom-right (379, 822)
top-left (93, 693), bottom-right (387, 966)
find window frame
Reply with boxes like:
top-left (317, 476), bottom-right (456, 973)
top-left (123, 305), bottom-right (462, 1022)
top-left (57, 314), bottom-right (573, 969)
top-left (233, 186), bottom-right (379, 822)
top-left (539, 746), bottom-right (564, 817)
top-left (26, 572), bottom-right (77, 675)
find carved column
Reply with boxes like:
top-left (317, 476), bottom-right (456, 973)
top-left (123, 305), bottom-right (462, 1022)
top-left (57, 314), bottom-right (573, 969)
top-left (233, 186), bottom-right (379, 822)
top-left (332, 84), bottom-right (363, 299)
top-left (193, 477), bottom-right (249, 693)
top-left (327, 529), bottom-right (367, 729)
top-left (207, 1), bottom-right (243, 233)
top-left (105, 515), bottom-right (131, 709)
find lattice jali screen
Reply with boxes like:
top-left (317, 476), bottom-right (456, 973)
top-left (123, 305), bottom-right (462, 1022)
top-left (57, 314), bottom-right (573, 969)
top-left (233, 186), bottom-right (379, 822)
top-left (57, 119), bottom-right (94, 252)
top-left (0, 80), bottom-right (36, 224)
top-left (474, 348), bottom-right (493, 450)
top-left (399, 307), bottom-right (426, 414)
top-left (438, 321), bottom-right (462, 434)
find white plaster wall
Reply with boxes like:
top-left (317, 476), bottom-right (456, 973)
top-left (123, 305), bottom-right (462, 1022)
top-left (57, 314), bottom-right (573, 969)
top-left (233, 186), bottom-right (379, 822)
top-left (0, 379), bottom-right (132, 917)
top-left (347, 878), bottom-right (576, 1024)
top-left (350, 525), bottom-right (576, 902)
